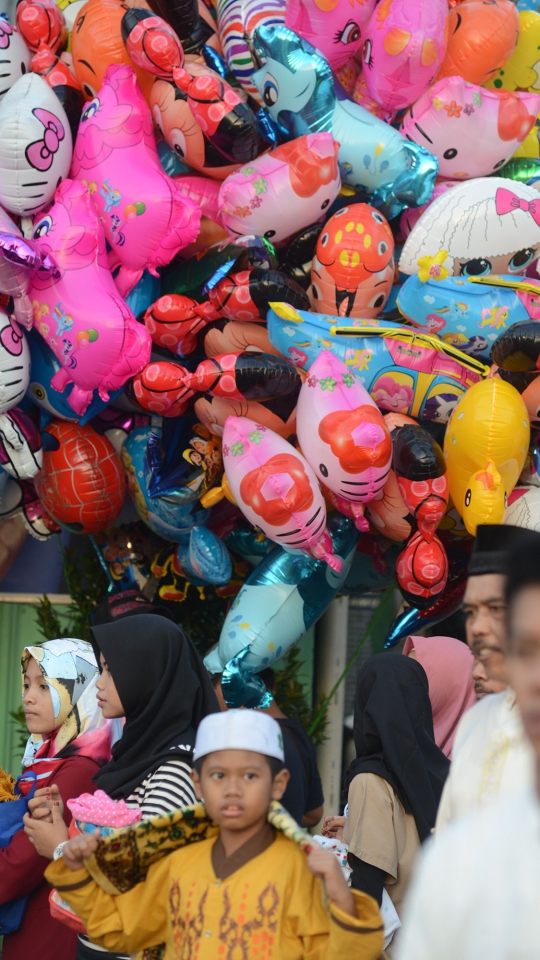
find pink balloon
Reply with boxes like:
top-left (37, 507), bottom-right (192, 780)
top-left (70, 64), bottom-right (201, 298)
top-left (218, 133), bottom-right (341, 244)
top-left (399, 179), bottom-right (456, 239)
top-left (296, 351), bottom-right (393, 529)
top-left (29, 179), bottom-right (152, 417)
top-left (223, 415), bottom-right (342, 571)
top-left (173, 174), bottom-right (221, 220)
top-left (401, 77), bottom-right (540, 180)
top-left (362, 0), bottom-right (448, 112)
top-left (285, 0), bottom-right (376, 70)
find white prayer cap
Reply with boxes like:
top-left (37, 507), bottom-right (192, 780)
top-left (193, 709), bottom-right (285, 763)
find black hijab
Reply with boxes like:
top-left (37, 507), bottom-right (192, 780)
top-left (345, 654), bottom-right (450, 842)
top-left (90, 614), bottom-right (219, 799)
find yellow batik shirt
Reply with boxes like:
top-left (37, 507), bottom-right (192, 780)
top-left (46, 824), bottom-right (383, 960)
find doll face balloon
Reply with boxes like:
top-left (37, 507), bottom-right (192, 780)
top-left (297, 351), bottom-right (392, 506)
top-left (285, 0), bottom-right (375, 70)
top-left (310, 203), bottom-right (395, 318)
top-left (28, 179), bottom-right (151, 417)
top-left (401, 79), bottom-right (540, 181)
top-left (399, 177), bottom-right (540, 280)
top-left (0, 72), bottom-right (72, 215)
top-left (70, 64), bottom-right (201, 297)
top-left (223, 416), bottom-right (342, 570)
top-left (361, 0), bottom-right (448, 112)
top-left (218, 133), bottom-right (341, 244)
top-left (0, 19), bottom-right (31, 99)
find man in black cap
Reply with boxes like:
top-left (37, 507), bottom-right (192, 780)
top-left (435, 524), bottom-right (535, 830)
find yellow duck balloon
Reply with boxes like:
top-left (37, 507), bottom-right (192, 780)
top-left (444, 379), bottom-right (530, 536)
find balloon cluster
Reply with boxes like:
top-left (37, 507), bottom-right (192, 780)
top-left (1, 0), bottom-right (540, 702)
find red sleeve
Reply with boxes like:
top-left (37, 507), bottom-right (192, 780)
top-left (0, 756), bottom-right (100, 904)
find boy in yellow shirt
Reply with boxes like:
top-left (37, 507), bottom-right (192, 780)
top-left (45, 710), bottom-right (383, 960)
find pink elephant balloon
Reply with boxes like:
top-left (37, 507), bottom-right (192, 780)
top-left (218, 133), bottom-right (341, 244)
top-left (28, 179), bottom-right (152, 417)
top-left (223, 415), bottom-right (342, 570)
top-left (401, 78), bottom-right (540, 180)
top-left (285, 0), bottom-right (376, 70)
top-left (296, 351), bottom-right (392, 530)
top-left (70, 64), bottom-right (201, 298)
top-left (362, 0), bottom-right (449, 112)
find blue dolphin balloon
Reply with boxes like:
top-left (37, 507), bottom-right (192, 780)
top-left (251, 24), bottom-right (438, 219)
top-left (204, 515), bottom-right (358, 683)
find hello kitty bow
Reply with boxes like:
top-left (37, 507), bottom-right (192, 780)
top-left (25, 109), bottom-right (65, 173)
top-left (495, 187), bottom-right (540, 226)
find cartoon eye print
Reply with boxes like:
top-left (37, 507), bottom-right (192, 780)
top-left (169, 127), bottom-right (188, 158)
top-left (459, 258), bottom-right (492, 278)
top-left (465, 488), bottom-right (472, 507)
top-left (335, 20), bottom-right (360, 46)
top-left (363, 38), bottom-right (373, 68)
top-left (262, 73), bottom-right (279, 108)
top-left (508, 248), bottom-right (536, 272)
top-left (319, 232), bottom-right (330, 248)
top-left (371, 210), bottom-right (385, 224)
top-left (33, 214), bottom-right (53, 238)
top-left (81, 98), bottom-right (99, 122)
top-left (443, 148), bottom-right (457, 160)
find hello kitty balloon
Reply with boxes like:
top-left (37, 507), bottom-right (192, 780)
top-left (285, 0), bottom-right (376, 70)
top-left (401, 78), bottom-right (540, 180)
top-left (0, 72), bottom-right (72, 216)
top-left (0, 309), bottom-right (30, 413)
top-left (361, 0), bottom-right (448, 112)
top-left (70, 64), bottom-right (201, 298)
top-left (28, 179), bottom-right (151, 417)
top-left (0, 19), bottom-right (30, 99)
top-left (223, 416), bottom-right (343, 571)
top-left (296, 351), bottom-right (392, 530)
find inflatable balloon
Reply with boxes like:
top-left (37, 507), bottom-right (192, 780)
top-left (492, 317), bottom-right (540, 373)
top-left (203, 319), bottom-right (282, 359)
top-left (279, 222), bottom-right (322, 290)
top-left (35, 420), bottom-right (126, 533)
top-left (296, 351), bottom-right (392, 524)
top-left (365, 468), bottom-right (411, 542)
top-left (0, 211), bottom-right (57, 331)
top-left (208, 268), bottom-right (310, 321)
top-left (216, 0), bottom-right (285, 102)
top-left (361, 0), bottom-right (448, 112)
top-left (143, 293), bottom-right (216, 356)
top-left (121, 425), bottom-right (210, 540)
top-left (310, 203), bottom-right (395, 319)
top-left (437, 0), bottom-right (519, 87)
top-left (443, 378), bottom-right (530, 535)
top-left (0, 472), bottom-right (61, 539)
top-left (223, 416), bottom-right (342, 569)
top-left (71, 0), bottom-right (154, 100)
top-left (204, 514), bottom-right (358, 679)
top-left (195, 389), bottom-right (298, 440)
top-left (28, 179), bottom-right (151, 417)
top-left (183, 352), bottom-right (301, 401)
top-left (162, 233), bottom-right (275, 300)
top-left (175, 525), bottom-right (232, 585)
top-left (0, 311), bottom-right (30, 412)
top-left (124, 269), bottom-right (161, 320)
top-left (399, 180), bottom-right (456, 240)
top-left (251, 24), bottom-right (438, 218)
top-left (399, 177), bottom-right (540, 280)
top-left (395, 530), bottom-right (448, 608)
top-left (218, 133), bottom-right (341, 244)
top-left (70, 65), bottom-right (201, 297)
top-left (126, 360), bottom-right (193, 417)
top-left (120, 8), bottom-right (185, 80)
top-left (397, 273), bottom-right (540, 364)
top-left (29, 44), bottom-right (85, 141)
top-left (487, 10), bottom-right (540, 92)
top-left (401, 80), bottom-right (540, 181)
top-left (15, 0), bottom-right (67, 52)
top-left (0, 19), bottom-right (30, 98)
top-left (268, 304), bottom-right (487, 423)
top-left (146, 415), bottom-right (222, 504)
top-left (504, 484), bottom-right (540, 531)
top-left (0, 407), bottom-right (42, 479)
top-left (143, 0), bottom-right (217, 56)
top-left (0, 72), bottom-right (72, 216)
top-left (285, 0), bottom-right (374, 70)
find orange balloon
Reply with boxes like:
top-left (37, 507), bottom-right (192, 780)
top-left (71, 0), bottom-right (155, 100)
top-left (437, 0), bottom-right (519, 86)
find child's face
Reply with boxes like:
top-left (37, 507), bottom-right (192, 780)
top-left (193, 749), bottom-right (289, 832)
top-left (95, 652), bottom-right (125, 719)
top-left (23, 656), bottom-right (55, 735)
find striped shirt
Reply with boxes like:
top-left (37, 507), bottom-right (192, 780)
top-left (125, 758), bottom-right (197, 819)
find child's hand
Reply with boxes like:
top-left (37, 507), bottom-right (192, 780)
top-left (322, 815), bottom-right (347, 840)
top-left (28, 784), bottom-right (64, 822)
top-left (307, 846), bottom-right (356, 918)
top-left (23, 801), bottom-right (69, 859)
top-left (61, 830), bottom-right (101, 872)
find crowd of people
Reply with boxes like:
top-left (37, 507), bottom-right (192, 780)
top-left (0, 521), bottom-right (538, 959)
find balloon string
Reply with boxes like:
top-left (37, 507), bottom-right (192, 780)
top-left (307, 586), bottom-right (396, 740)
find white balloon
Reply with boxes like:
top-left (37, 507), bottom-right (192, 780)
top-left (0, 73), bottom-right (72, 215)
top-left (0, 309), bottom-right (30, 413)
top-left (0, 20), bottom-right (31, 99)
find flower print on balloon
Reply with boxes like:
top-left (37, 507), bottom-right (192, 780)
top-left (223, 416), bottom-right (343, 570)
top-left (400, 177), bottom-right (540, 280)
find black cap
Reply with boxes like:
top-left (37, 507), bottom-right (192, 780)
top-left (468, 524), bottom-right (531, 577)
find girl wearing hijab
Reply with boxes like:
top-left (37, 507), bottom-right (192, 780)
top-left (403, 636), bottom-right (476, 759)
top-left (1, 638), bottom-right (111, 960)
top-left (342, 654), bottom-right (449, 957)
top-left (25, 615), bottom-right (219, 960)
